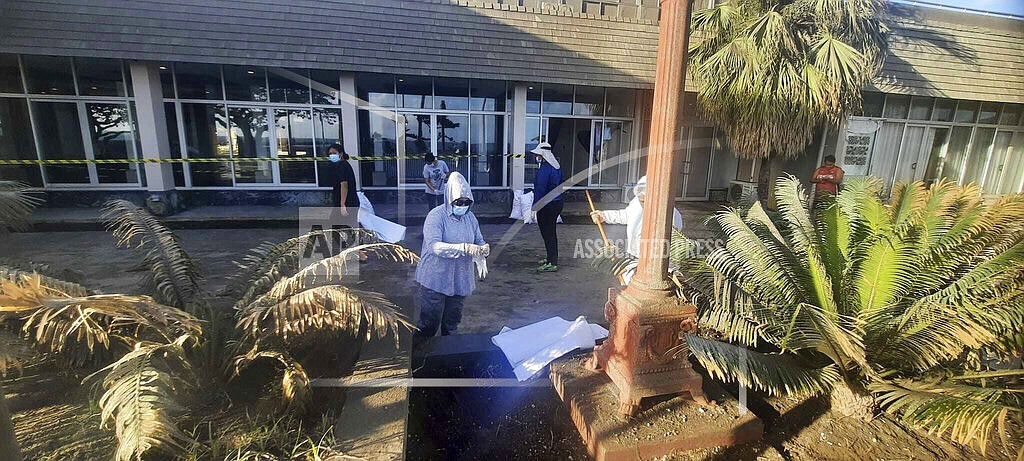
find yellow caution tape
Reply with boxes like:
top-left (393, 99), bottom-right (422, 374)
top-left (0, 153), bottom-right (529, 165)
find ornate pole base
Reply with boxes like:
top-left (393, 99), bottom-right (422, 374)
top-left (590, 287), bottom-right (709, 416)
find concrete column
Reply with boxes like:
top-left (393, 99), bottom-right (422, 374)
top-left (511, 82), bottom-right (528, 191)
top-left (340, 72), bottom-right (361, 186)
top-left (129, 61), bottom-right (175, 193)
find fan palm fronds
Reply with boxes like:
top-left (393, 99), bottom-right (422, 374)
top-left (0, 181), bottom-right (42, 233)
top-left (91, 336), bottom-right (198, 461)
top-left (684, 176), bottom-right (1024, 454)
top-left (0, 274), bottom-right (201, 364)
top-left (102, 200), bottom-right (204, 311)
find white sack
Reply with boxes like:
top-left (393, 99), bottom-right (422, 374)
top-left (518, 191), bottom-right (562, 224)
top-left (492, 316), bottom-right (609, 381)
top-left (357, 208), bottom-right (406, 243)
top-left (509, 189), bottom-right (526, 220)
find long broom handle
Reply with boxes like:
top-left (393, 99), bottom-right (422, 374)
top-left (585, 190), bottom-right (611, 245)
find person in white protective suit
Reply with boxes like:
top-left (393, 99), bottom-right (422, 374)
top-left (590, 175), bottom-right (683, 263)
top-left (414, 172), bottom-right (489, 338)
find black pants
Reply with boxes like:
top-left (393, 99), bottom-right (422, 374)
top-left (537, 200), bottom-right (563, 265)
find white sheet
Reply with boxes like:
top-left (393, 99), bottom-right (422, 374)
top-left (357, 208), bottom-right (406, 243)
top-left (492, 316), bottom-right (608, 381)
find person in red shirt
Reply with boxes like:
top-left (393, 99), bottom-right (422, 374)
top-left (811, 155), bottom-right (844, 198)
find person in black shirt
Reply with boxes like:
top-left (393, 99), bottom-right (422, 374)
top-left (323, 143), bottom-right (359, 214)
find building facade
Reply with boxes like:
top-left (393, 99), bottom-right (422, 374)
top-left (0, 0), bottom-right (1021, 209)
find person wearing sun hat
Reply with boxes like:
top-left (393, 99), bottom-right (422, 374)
top-left (531, 142), bottom-right (563, 272)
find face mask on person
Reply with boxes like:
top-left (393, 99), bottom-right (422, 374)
top-left (452, 198), bottom-right (472, 216)
top-left (328, 153), bottom-right (341, 163)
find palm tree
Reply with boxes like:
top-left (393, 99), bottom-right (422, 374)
top-left (0, 200), bottom-right (418, 460)
top-left (675, 177), bottom-right (1023, 456)
top-left (688, 0), bottom-right (890, 205)
top-left (0, 181), bottom-right (41, 234)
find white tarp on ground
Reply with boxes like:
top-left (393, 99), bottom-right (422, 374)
top-left (491, 316), bottom-right (608, 381)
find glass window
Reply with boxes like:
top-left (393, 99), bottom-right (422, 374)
top-left (961, 127), bottom-right (995, 186)
top-left (397, 76), bottom-right (432, 109)
top-left (228, 107), bottom-right (273, 183)
top-left (0, 54), bottom-right (24, 94)
top-left (954, 100), bottom-right (979, 123)
top-left (573, 86), bottom-right (604, 116)
top-left (274, 109), bottom-right (315, 184)
top-left (526, 84), bottom-right (541, 114)
top-left (988, 132), bottom-right (1024, 194)
top-left (158, 64), bottom-right (175, 99)
top-left (437, 115), bottom-right (470, 181)
top-left (860, 92), bottom-right (884, 118)
top-left (593, 121), bottom-right (631, 185)
top-left (605, 88), bottom-right (635, 118)
top-left (31, 101), bottom-right (88, 183)
top-left (978, 102), bottom-right (1001, 125)
top-left (470, 80), bottom-right (506, 112)
top-left (542, 84), bottom-right (573, 115)
top-left (223, 66), bottom-right (267, 102)
top-left (181, 103), bottom-right (231, 186)
top-left (470, 114), bottom-right (504, 186)
top-left (999, 103), bottom-right (1021, 126)
top-left (982, 131), bottom-right (1015, 195)
top-left (357, 109), bottom-right (398, 187)
top-left (75, 58), bottom-right (126, 97)
top-left (268, 68), bottom-right (310, 104)
top-left (356, 73), bottom-right (395, 107)
top-left (399, 113), bottom-right (433, 185)
top-left (908, 96), bottom-right (933, 121)
top-left (23, 55), bottom-right (75, 95)
top-left (940, 126), bottom-right (973, 182)
top-left (164, 102), bottom-right (185, 187)
top-left (86, 103), bottom-right (137, 183)
top-left (310, 69), bottom-right (339, 104)
top-left (175, 63), bottom-right (223, 100)
top-left (685, 126), bottom-right (714, 197)
top-left (525, 116), bottom-right (543, 184)
top-left (434, 78), bottom-right (469, 111)
top-left (882, 94), bottom-right (909, 119)
top-left (0, 98), bottom-right (41, 186)
top-left (932, 98), bottom-right (955, 122)
top-left (313, 107), bottom-right (342, 185)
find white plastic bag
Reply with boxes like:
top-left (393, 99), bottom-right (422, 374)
top-left (357, 208), bottom-right (405, 243)
top-left (518, 191), bottom-right (562, 224)
top-left (492, 316), bottom-right (609, 381)
top-left (509, 189), bottom-right (526, 220)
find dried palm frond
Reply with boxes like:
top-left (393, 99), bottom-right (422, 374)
top-left (230, 349), bottom-right (310, 411)
top-left (90, 336), bottom-right (197, 461)
top-left (0, 274), bottom-right (201, 365)
top-left (102, 200), bottom-right (204, 311)
top-left (0, 265), bottom-right (89, 298)
top-left (0, 181), bottom-right (42, 233)
top-left (228, 228), bottom-right (378, 310)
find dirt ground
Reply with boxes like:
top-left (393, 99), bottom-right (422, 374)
top-left (0, 223), bottom-right (637, 334)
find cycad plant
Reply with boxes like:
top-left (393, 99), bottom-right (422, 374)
top-left (678, 177), bottom-right (1023, 456)
top-left (1, 199), bottom-right (418, 460)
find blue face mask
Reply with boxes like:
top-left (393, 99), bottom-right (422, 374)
top-left (328, 154), bottom-right (341, 163)
top-left (452, 205), bottom-right (470, 216)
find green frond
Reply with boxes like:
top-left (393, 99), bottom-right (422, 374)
top-left (686, 335), bottom-right (842, 396)
top-left (91, 337), bottom-right (198, 461)
top-left (101, 200), bottom-right (204, 311)
top-left (0, 180), bottom-right (42, 233)
top-left (871, 380), bottom-right (1022, 455)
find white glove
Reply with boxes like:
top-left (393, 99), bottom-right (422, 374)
top-left (474, 255), bottom-right (488, 279)
top-left (465, 243), bottom-right (489, 258)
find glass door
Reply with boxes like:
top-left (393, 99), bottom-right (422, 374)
top-left (437, 114), bottom-right (469, 183)
top-left (675, 126), bottom-right (715, 200)
top-left (398, 113), bottom-right (433, 187)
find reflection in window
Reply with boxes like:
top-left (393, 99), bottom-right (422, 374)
top-left (0, 54), bottom-right (23, 93)
top-left (0, 98), bottom-right (41, 186)
top-left (310, 69), bottom-right (340, 104)
top-left (275, 109), bottom-right (315, 184)
top-left (471, 80), bottom-right (506, 111)
top-left (159, 64), bottom-right (175, 99)
top-left (574, 86), bottom-right (604, 116)
top-left (954, 100), bottom-right (978, 123)
top-left (224, 66), bottom-right (267, 102)
top-left (181, 103), bottom-right (231, 186)
top-left (882, 94), bottom-right (909, 119)
top-left (983, 131), bottom-right (1016, 194)
top-left (23, 55), bottom-right (75, 95)
top-left (526, 84), bottom-right (541, 114)
top-left (356, 73), bottom-right (395, 107)
top-left (401, 113), bottom-right (433, 184)
top-left (542, 84), bottom-right (573, 115)
top-left (31, 101), bottom-right (89, 183)
top-left (1000, 104), bottom-right (1021, 126)
top-left (229, 107), bottom-right (273, 183)
top-left (76, 58), bottom-right (127, 97)
top-left (398, 76), bottom-right (433, 109)
top-left (932, 98), bottom-right (955, 122)
top-left (175, 63), bottom-right (223, 100)
top-left (978, 102), bottom-right (1001, 125)
top-left (605, 88), bottom-right (635, 117)
top-left (593, 121), bottom-right (630, 185)
top-left (941, 126), bottom-right (973, 182)
top-left (87, 103), bottom-right (138, 183)
top-left (434, 78), bottom-right (469, 111)
top-left (357, 109), bottom-right (398, 186)
top-left (525, 116), bottom-right (543, 184)
top-left (860, 92), bottom-right (884, 118)
top-left (471, 114), bottom-right (504, 186)
top-left (436, 114), bottom-right (469, 182)
top-left (987, 132), bottom-right (1024, 194)
top-left (961, 127), bottom-right (995, 185)
top-left (908, 97), bottom-right (932, 121)
top-left (314, 108), bottom-right (343, 185)
top-left (269, 68), bottom-right (311, 104)
top-left (164, 102), bottom-right (185, 187)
